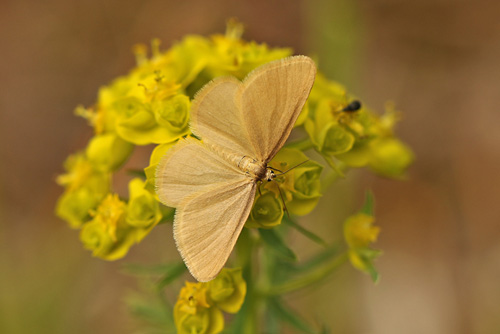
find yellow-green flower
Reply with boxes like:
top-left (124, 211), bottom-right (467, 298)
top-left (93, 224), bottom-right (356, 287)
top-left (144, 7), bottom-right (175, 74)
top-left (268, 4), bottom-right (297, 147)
top-left (152, 94), bottom-right (190, 135)
top-left (268, 148), bottom-right (323, 216)
top-left (174, 282), bottom-right (224, 334)
top-left (126, 178), bottom-right (162, 228)
top-left (90, 194), bottom-right (125, 239)
top-left (344, 213), bottom-right (379, 249)
top-left (177, 282), bottom-right (211, 314)
top-left (246, 191), bottom-right (283, 228)
top-left (86, 133), bottom-right (134, 172)
top-left (205, 20), bottom-right (292, 81)
top-left (174, 306), bottom-right (224, 334)
top-left (80, 194), bottom-right (129, 259)
top-left (56, 152), bottom-right (110, 193)
top-left (144, 141), bottom-right (177, 192)
top-left (55, 187), bottom-right (104, 229)
top-left (344, 213), bottom-right (381, 281)
top-left (305, 99), bottom-right (355, 156)
top-left (207, 268), bottom-right (246, 314)
top-left (367, 138), bottom-right (414, 177)
top-left (56, 153), bottom-right (110, 228)
top-left (113, 95), bottom-right (189, 145)
top-left (79, 217), bottom-right (115, 258)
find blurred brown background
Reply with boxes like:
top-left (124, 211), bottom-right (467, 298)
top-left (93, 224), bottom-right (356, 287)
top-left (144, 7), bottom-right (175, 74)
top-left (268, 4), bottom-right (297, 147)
top-left (1, 0), bottom-right (500, 333)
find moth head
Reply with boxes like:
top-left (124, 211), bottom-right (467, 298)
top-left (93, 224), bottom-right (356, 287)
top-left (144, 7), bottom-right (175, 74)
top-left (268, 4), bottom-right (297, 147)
top-left (265, 169), bottom-right (276, 182)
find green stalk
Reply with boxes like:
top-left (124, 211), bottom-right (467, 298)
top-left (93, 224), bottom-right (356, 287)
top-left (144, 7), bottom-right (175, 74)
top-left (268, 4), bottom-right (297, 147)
top-left (261, 252), bottom-right (348, 296)
top-left (323, 155), bottom-right (346, 177)
top-left (286, 138), bottom-right (314, 151)
top-left (235, 230), bottom-right (258, 334)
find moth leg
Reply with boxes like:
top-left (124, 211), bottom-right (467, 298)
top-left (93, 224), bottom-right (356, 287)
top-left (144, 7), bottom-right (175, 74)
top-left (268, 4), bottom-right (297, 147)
top-left (257, 180), bottom-right (263, 196)
top-left (275, 182), bottom-right (289, 219)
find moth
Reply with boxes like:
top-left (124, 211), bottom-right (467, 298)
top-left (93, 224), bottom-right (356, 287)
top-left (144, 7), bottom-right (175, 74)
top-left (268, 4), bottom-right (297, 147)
top-left (156, 56), bottom-right (316, 281)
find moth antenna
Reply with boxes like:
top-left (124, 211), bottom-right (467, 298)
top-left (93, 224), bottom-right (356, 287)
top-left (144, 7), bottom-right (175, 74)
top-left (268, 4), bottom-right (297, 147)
top-left (268, 166), bottom-right (284, 173)
top-left (276, 160), bottom-right (309, 176)
top-left (275, 182), bottom-right (290, 219)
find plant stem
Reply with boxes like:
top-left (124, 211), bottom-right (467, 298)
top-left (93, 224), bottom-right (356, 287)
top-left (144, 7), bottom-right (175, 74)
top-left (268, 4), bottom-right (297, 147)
top-left (323, 155), bottom-right (346, 178)
top-left (286, 138), bottom-right (314, 151)
top-left (236, 229), bottom-right (259, 334)
top-left (261, 252), bottom-right (349, 296)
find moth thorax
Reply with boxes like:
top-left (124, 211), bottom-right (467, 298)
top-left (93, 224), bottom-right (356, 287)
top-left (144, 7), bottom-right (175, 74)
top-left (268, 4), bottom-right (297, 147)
top-left (237, 156), bottom-right (267, 180)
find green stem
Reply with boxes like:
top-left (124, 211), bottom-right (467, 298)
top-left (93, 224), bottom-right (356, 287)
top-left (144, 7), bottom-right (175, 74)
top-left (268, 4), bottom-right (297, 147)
top-left (286, 138), bottom-right (314, 151)
top-left (320, 161), bottom-right (349, 192)
top-left (236, 229), bottom-right (259, 334)
top-left (261, 252), bottom-right (349, 296)
top-left (323, 155), bottom-right (346, 178)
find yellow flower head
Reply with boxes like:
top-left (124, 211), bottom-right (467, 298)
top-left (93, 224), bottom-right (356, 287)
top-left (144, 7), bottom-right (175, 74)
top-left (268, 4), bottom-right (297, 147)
top-left (86, 133), bottom-right (133, 172)
top-left (344, 212), bottom-right (381, 281)
top-left (207, 268), bottom-right (246, 314)
top-left (126, 178), bottom-right (162, 228)
top-left (56, 153), bottom-right (110, 228)
top-left (174, 305), bottom-right (224, 334)
top-left (344, 213), bottom-right (379, 249)
top-left (56, 153), bottom-right (105, 192)
top-left (177, 282), bottom-right (210, 314)
top-left (89, 193), bottom-right (126, 241)
top-left (267, 148), bottom-right (323, 216)
top-left (246, 191), bottom-right (283, 229)
top-left (174, 282), bottom-right (225, 334)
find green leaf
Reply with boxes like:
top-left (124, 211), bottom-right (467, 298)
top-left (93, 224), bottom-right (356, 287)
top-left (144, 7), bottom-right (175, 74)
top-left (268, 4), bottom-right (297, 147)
top-left (127, 168), bottom-right (147, 178)
top-left (283, 217), bottom-right (327, 247)
top-left (285, 244), bottom-right (339, 274)
top-left (157, 262), bottom-right (187, 289)
top-left (360, 190), bottom-right (374, 215)
top-left (268, 298), bottom-right (318, 334)
top-left (355, 248), bottom-right (382, 283)
top-left (126, 292), bottom-right (174, 331)
top-left (158, 206), bottom-right (175, 224)
top-left (259, 228), bottom-right (297, 262)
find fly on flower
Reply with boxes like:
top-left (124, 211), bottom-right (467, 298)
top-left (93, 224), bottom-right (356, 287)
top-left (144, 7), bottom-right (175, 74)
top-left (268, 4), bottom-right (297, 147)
top-left (341, 100), bottom-right (362, 113)
top-left (156, 56), bottom-right (316, 281)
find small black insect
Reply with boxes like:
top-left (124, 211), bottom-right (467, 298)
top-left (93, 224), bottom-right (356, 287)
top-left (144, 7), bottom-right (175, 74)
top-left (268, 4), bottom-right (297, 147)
top-left (341, 100), bottom-right (362, 113)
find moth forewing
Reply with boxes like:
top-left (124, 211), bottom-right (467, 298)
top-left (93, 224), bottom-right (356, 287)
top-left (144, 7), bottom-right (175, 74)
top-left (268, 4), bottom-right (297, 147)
top-left (189, 76), bottom-right (258, 159)
top-left (240, 56), bottom-right (317, 162)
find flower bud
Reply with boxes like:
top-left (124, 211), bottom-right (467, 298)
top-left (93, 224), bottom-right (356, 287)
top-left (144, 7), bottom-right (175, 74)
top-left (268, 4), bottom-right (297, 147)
top-left (368, 138), bottom-right (414, 177)
top-left (86, 133), bottom-right (133, 172)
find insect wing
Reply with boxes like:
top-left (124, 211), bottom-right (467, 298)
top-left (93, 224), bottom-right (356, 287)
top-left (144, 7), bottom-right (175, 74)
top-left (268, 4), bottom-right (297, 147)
top-left (190, 77), bottom-right (258, 158)
top-left (156, 137), bottom-right (244, 207)
top-left (174, 179), bottom-right (256, 281)
top-left (240, 56), bottom-right (316, 162)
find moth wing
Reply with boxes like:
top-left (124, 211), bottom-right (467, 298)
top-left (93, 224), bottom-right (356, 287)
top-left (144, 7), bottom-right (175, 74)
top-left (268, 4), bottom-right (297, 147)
top-left (156, 137), bottom-right (244, 208)
top-left (174, 179), bottom-right (256, 282)
top-left (190, 77), bottom-right (258, 158)
top-left (240, 56), bottom-right (316, 161)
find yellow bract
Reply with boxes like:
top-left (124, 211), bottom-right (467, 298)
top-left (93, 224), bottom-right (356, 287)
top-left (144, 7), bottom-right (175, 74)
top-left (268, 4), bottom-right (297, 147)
top-left (174, 268), bottom-right (247, 334)
top-left (344, 213), bottom-right (382, 280)
top-left (126, 178), bottom-right (162, 228)
top-left (208, 268), bottom-right (246, 314)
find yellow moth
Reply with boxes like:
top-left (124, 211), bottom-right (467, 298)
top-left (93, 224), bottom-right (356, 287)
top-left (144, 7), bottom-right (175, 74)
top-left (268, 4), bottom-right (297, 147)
top-left (156, 56), bottom-right (316, 281)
